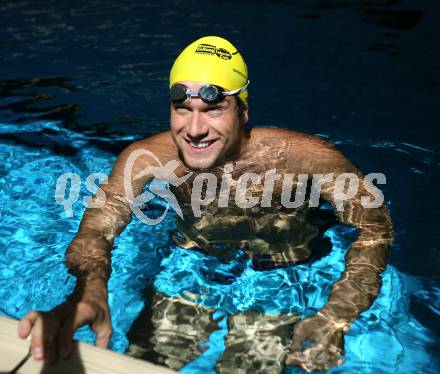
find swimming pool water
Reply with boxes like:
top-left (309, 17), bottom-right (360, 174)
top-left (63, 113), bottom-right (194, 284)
top-left (0, 120), bottom-right (438, 372)
top-left (1, 0), bottom-right (439, 372)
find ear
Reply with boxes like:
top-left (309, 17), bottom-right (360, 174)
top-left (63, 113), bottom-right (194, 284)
top-left (240, 106), bottom-right (249, 125)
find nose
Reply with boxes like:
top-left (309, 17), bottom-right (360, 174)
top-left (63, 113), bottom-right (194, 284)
top-left (186, 110), bottom-right (209, 141)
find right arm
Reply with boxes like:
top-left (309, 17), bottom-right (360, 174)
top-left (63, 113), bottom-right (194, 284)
top-left (18, 133), bottom-right (176, 363)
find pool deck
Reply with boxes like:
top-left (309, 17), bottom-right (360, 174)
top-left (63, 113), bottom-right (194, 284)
top-left (0, 316), bottom-right (175, 373)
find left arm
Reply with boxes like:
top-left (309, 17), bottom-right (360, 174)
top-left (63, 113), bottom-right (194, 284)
top-left (286, 140), bottom-right (394, 371)
top-left (318, 185), bottom-right (394, 324)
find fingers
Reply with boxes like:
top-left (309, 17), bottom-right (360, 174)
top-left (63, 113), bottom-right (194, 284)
top-left (92, 319), bottom-right (112, 348)
top-left (17, 311), bottom-right (38, 339)
top-left (18, 299), bottom-right (112, 363)
top-left (291, 322), bottom-right (308, 352)
top-left (79, 300), bottom-right (112, 349)
top-left (29, 316), bottom-right (44, 360)
top-left (29, 313), bottom-right (60, 363)
top-left (56, 302), bottom-right (98, 360)
top-left (291, 333), bottom-right (303, 352)
top-left (18, 307), bottom-right (73, 363)
top-left (57, 317), bottom-right (75, 360)
top-left (286, 338), bottom-right (345, 372)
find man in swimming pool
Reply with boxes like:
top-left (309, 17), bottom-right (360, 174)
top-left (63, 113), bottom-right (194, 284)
top-left (18, 36), bottom-right (394, 372)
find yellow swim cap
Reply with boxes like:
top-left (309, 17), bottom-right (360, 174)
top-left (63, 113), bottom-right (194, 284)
top-left (170, 36), bottom-right (249, 106)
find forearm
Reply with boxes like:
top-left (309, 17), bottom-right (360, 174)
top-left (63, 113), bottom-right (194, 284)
top-left (319, 240), bottom-right (390, 324)
top-left (296, 138), bottom-right (394, 324)
top-left (65, 186), bottom-right (133, 295)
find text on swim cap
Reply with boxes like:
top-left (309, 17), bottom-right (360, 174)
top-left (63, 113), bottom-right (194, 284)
top-left (195, 43), bottom-right (232, 60)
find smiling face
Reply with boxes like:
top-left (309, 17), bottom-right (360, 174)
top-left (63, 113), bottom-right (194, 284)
top-left (170, 81), bottom-right (248, 170)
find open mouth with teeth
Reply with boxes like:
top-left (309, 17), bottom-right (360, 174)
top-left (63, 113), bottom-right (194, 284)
top-left (185, 139), bottom-right (218, 153)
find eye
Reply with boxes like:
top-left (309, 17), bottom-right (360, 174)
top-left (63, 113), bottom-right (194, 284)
top-left (174, 105), bottom-right (189, 113)
top-left (207, 106), bottom-right (223, 114)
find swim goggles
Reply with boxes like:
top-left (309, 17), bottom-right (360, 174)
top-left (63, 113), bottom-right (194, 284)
top-left (170, 81), bottom-right (250, 105)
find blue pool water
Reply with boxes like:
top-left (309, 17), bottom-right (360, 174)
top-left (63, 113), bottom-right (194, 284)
top-left (1, 0), bottom-right (439, 373)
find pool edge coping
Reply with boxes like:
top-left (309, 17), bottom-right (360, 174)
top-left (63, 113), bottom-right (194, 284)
top-left (0, 315), bottom-right (176, 373)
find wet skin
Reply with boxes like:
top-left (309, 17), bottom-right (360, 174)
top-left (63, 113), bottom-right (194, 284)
top-left (18, 81), bottom-right (393, 371)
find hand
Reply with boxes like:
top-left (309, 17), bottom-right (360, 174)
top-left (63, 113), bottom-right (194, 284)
top-left (285, 313), bottom-right (348, 372)
top-left (17, 291), bottom-right (112, 364)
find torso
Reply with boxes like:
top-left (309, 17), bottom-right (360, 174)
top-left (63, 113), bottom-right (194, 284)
top-left (162, 128), bottom-right (337, 269)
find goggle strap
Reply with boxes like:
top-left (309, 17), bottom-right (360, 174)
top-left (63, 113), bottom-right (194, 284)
top-left (223, 80), bottom-right (250, 96)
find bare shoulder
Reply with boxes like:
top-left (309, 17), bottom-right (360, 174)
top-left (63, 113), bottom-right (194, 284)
top-left (124, 131), bottom-right (175, 153)
top-left (109, 131), bottom-right (184, 182)
top-left (250, 127), bottom-right (357, 172)
top-left (250, 127), bottom-right (335, 150)
top-left (116, 131), bottom-right (178, 163)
